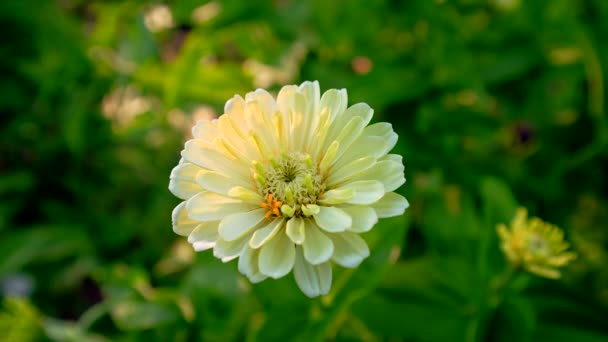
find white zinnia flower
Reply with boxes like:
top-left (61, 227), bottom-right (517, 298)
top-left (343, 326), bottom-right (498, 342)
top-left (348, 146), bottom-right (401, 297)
top-left (169, 81), bottom-right (408, 297)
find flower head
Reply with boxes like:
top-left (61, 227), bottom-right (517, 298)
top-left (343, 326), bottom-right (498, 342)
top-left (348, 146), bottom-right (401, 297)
top-left (497, 207), bottom-right (576, 279)
top-left (169, 81), bottom-right (408, 297)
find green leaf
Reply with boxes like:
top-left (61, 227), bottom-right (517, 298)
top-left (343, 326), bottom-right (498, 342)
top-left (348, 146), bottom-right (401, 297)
top-left (0, 225), bottom-right (93, 277)
top-left (110, 300), bottom-right (181, 331)
top-left (293, 214), bottom-right (410, 341)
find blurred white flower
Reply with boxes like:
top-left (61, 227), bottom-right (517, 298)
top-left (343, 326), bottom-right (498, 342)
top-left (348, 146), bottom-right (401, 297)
top-left (169, 81), bottom-right (408, 297)
top-left (144, 5), bottom-right (174, 32)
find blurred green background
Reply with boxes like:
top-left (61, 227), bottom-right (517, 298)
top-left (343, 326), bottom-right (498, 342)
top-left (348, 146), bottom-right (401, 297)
top-left (1, 0), bottom-right (608, 341)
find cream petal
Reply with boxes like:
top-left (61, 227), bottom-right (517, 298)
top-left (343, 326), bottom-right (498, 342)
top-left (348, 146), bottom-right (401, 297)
top-left (192, 119), bottom-right (220, 141)
top-left (319, 140), bottom-right (340, 174)
top-left (245, 89), bottom-right (277, 116)
top-left (249, 219), bottom-right (285, 249)
top-left (323, 103), bottom-right (373, 153)
top-left (372, 192), bottom-right (409, 218)
top-left (340, 180), bottom-right (385, 205)
top-left (341, 206), bottom-right (378, 233)
top-left (258, 231), bottom-right (296, 279)
top-left (381, 154), bottom-right (402, 164)
top-left (192, 240), bottom-right (216, 252)
top-left (350, 160), bottom-right (405, 192)
top-left (309, 108), bottom-right (333, 160)
top-left (172, 202), bottom-right (199, 236)
top-left (293, 247), bottom-right (332, 298)
top-left (319, 88), bottom-right (348, 121)
top-left (363, 122), bottom-right (398, 155)
top-left (314, 206), bottom-right (352, 232)
top-left (335, 136), bottom-right (387, 169)
top-left (246, 101), bottom-right (279, 155)
top-left (238, 244), bottom-right (267, 283)
top-left (222, 98), bottom-right (257, 148)
top-left (328, 116), bottom-right (366, 165)
top-left (218, 208), bottom-right (267, 242)
top-left (286, 217), bottom-right (306, 244)
top-left (318, 188), bottom-right (355, 205)
top-left (169, 162), bottom-right (203, 200)
top-left (294, 81), bottom-right (320, 149)
top-left (215, 134), bottom-right (259, 166)
top-left (302, 220), bottom-right (334, 265)
top-left (181, 139), bottom-right (249, 180)
top-left (224, 95), bottom-right (246, 117)
top-left (213, 235), bottom-right (249, 263)
top-left (276, 85), bottom-right (299, 114)
top-left (276, 85), bottom-right (298, 146)
top-left (298, 81), bottom-right (321, 115)
top-left (186, 191), bottom-right (257, 221)
top-left (188, 221), bottom-right (220, 251)
top-left (227, 186), bottom-right (264, 204)
top-left (196, 170), bottom-right (248, 196)
top-left (290, 92), bottom-right (311, 151)
top-left (326, 157), bottom-right (376, 187)
top-left (329, 232), bottom-right (370, 268)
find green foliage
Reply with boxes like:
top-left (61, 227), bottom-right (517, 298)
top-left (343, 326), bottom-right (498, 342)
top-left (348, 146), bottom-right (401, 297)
top-left (1, 0), bottom-right (608, 341)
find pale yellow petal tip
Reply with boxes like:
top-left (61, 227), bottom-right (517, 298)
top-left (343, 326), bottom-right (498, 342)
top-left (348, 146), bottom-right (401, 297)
top-left (169, 81), bottom-right (406, 297)
top-left (497, 206), bottom-right (577, 279)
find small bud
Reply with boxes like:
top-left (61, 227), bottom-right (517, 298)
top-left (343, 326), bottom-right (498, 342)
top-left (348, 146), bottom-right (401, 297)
top-left (280, 204), bottom-right (295, 217)
top-left (301, 204), bottom-right (320, 217)
top-left (285, 186), bottom-right (294, 203)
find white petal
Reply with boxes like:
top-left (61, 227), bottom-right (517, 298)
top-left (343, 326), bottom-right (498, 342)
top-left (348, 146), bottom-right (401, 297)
top-left (314, 206), bottom-right (352, 232)
top-left (196, 170), bottom-right (247, 196)
top-left (218, 208), bottom-right (266, 242)
top-left (341, 206), bottom-right (378, 233)
top-left (186, 191), bottom-right (257, 221)
top-left (318, 188), bottom-right (355, 205)
top-left (172, 202), bottom-right (199, 236)
top-left (293, 247), bottom-right (332, 298)
top-left (188, 221), bottom-right (220, 251)
top-left (341, 180), bottom-right (385, 205)
top-left (238, 244), bottom-right (267, 283)
top-left (214, 235), bottom-right (248, 262)
top-left (169, 162), bottom-right (203, 200)
top-left (329, 232), bottom-right (370, 268)
top-left (372, 192), bottom-right (409, 218)
top-left (286, 217), bottom-right (306, 244)
top-left (302, 220), bottom-right (334, 265)
top-left (326, 157), bottom-right (376, 186)
top-left (249, 219), bottom-right (285, 249)
top-left (258, 231), bottom-right (296, 279)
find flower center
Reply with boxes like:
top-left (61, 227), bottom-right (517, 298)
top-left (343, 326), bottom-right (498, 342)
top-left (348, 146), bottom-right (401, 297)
top-left (527, 233), bottom-right (550, 256)
top-left (254, 152), bottom-right (324, 218)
